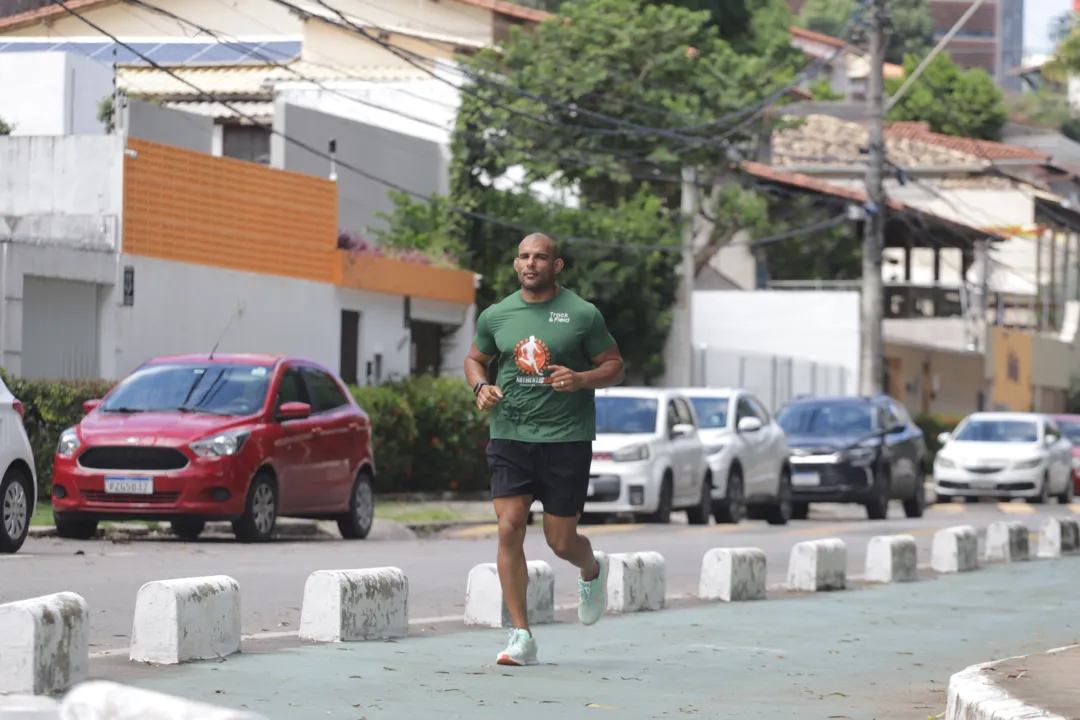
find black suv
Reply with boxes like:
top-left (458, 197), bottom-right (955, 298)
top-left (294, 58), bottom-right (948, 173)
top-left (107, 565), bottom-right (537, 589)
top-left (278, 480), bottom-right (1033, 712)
top-left (775, 394), bottom-right (927, 520)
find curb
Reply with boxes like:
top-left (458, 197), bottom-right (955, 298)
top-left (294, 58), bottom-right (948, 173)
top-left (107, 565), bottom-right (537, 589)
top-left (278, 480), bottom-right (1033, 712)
top-left (28, 519), bottom-right (329, 541)
top-left (945, 644), bottom-right (1078, 720)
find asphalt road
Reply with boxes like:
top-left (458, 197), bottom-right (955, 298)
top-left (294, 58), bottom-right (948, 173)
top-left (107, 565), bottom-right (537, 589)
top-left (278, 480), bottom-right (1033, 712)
top-left (2, 500), bottom-right (1076, 653)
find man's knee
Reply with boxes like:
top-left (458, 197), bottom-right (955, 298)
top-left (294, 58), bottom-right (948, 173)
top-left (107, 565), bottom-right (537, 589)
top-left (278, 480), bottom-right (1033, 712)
top-left (496, 512), bottom-right (528, 547)
top-left (544, 518), bottom-right (578, 558)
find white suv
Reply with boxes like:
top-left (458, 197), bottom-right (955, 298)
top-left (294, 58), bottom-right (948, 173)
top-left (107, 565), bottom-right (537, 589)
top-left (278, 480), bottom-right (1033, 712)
top-left (677, 387), bottom-right (792, 525)
top-left (0, 377), bottom-right (38, 554)
top-left (529, 387), bottom-right (709, 523)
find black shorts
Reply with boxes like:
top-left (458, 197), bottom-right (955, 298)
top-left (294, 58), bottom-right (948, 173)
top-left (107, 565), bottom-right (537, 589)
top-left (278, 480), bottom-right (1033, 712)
top-left (486, 439), bottom-right (592, 518)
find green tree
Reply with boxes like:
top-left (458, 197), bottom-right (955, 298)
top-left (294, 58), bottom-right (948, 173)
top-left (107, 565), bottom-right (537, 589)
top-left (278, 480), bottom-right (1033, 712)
top-left (374, 0), bottom-right (792, 380)
top-left (0, 117), bottom-right (11, 135)
top-left (646, 0), bottom-right (796, 56)
top-left (797, 0), bottom-right (934, 65)
top-left (808, 76), bottom-right (845, 101)
top-left (887, 53), bottom-right (1008, 141)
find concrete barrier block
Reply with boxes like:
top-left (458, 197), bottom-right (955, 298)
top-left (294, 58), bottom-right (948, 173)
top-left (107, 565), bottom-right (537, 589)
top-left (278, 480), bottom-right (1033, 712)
top-left (787, 538), bottom-right (846, 592)
top-left (129, 576), bottom-right (241, 665)
top-left (0, 695), bottom-right (60, 720)
top-left (464, 561), bottom-right (555, 628)
top-left (0, 592), bottom-right (89, 695)
top-left (698, 548), bottom-right (766, 602)
top-left (607, 551), bottom-right (665, 612)
top-left (60, 681), bottom-right (267, 719)
top-left (984, 521), bottom-right (1030, 563)
top-left (864, 534), bottom-right (918, 584)
top-left (1037, 517), bottom-right (1080, 559)
top-left (931, 525), bottom-right (978, 573)
top-left (299, 567), bottom-right (409, 642)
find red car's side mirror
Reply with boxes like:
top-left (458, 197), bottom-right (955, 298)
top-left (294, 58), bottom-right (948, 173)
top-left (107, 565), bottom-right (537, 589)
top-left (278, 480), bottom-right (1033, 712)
top-left (278, 402), bottom-right (311, 421)
top-left (83, 399), bottom-right (102, 414)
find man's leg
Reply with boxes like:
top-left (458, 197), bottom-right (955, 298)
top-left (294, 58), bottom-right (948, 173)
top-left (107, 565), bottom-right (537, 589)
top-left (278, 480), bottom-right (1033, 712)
top-left (494, 495), bottom-right (533, 632)
top-left (487, 439), bottom-right (540, 666)
top-left (539, 442), bottom-right (608, 626)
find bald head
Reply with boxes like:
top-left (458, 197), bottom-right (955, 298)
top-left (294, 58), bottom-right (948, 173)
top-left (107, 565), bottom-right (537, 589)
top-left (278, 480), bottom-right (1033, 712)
top-left (520, 233), bottom-right (559, 259)
top-left (514, 232), bottom-right (563, 295)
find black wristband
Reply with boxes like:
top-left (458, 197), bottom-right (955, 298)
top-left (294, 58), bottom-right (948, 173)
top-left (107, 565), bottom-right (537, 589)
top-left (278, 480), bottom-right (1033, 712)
top-left (473, 381), bottom-right (488, 397)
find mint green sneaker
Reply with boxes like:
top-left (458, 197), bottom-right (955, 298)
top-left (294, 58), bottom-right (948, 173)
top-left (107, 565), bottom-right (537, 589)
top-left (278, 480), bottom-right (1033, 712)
top-left (578, 551), bottom-right (608, 626)
top-left (496, 628), bottom-right (538, 666)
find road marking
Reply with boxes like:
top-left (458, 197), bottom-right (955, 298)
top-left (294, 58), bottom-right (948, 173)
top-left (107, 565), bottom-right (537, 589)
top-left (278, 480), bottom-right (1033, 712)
top-left (446, 524), bottom-right (499, 539)
top-left (678, 524), bottom-right (746, 535)
top-left (788, 524), bottom-right (851, 536)
top-left (931, 504), bottom-right (966, 514)
top-left (579, 524), bottom-right (641, 536)
top-left (0, 554), bottom-right (31, 560)
top-left (997, 503), bottom-right (1035, 515)
top-left (1069, 504), bottom-right (1080, 514)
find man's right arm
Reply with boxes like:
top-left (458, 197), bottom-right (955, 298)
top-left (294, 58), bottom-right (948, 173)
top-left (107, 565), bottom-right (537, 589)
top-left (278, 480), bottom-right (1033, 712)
top-left (466, 311), bottom-right (503, 411)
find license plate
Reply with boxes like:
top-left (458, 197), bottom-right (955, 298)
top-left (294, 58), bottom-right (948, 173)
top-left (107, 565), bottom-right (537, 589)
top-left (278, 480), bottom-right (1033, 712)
top-left (792, 472), bottom-right (820, 487)
top-left (104, 476), bottom-right (154, 495)
top-left (970, 480), bottom-right (996, 490)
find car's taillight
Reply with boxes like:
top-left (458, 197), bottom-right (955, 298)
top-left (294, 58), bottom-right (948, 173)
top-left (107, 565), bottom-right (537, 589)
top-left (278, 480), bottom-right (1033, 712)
top-left (12, 400), bottom-right (23, 420)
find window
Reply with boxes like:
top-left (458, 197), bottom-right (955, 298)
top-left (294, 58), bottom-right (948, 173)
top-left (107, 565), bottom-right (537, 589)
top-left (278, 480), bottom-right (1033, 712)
top-left (736, 397), bottom-right (757, 423)
top-left (303, 369), bottom-right (349, 413)
top-left (674, 397), bottom-right (695, 427)
top-left (595, 396), bottom-right (658, 434)
top-left (275, 368), bottom-right (309, 410)
top-left (746, 396), bottom-right (770, 423)
top-left (687, 396), bottom-right (729, 429)
top-left (666, 401), bottom-right (680, 433)
top-left (888, 400), bottom-right (913, 428)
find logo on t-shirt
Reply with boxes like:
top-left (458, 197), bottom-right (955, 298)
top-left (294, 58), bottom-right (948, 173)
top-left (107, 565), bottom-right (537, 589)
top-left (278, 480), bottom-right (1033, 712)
top-left (549, 312), bottom-right (570, 323)
top-left (513, 335), bottom-right (550, 385)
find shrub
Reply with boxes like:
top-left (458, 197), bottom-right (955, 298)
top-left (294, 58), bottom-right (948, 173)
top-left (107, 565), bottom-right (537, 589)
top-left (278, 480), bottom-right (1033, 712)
top-left (349, 384), bottom-right (418, 493)
top-left (915, 412), bottom-right (964, 464)
top-left (0, 371), bottom-right (114, 498)
top-left (384, 374), bottom-right (489, 493)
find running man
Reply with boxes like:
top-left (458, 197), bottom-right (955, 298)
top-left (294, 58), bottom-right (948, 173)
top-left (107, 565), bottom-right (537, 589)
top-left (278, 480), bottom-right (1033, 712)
top-left (464, 233), bottom-right (626, 666)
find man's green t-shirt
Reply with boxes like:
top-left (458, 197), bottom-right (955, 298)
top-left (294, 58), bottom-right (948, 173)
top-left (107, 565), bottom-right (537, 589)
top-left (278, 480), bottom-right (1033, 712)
top-left (474, 289), bottom-right (616, 443)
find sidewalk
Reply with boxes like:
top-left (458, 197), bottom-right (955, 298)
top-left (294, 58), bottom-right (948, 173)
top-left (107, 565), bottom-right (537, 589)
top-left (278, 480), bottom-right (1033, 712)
top-left (87, 560), bottom-right (1080, 719)
top-left (982, 646), bottom-right (1080, 717)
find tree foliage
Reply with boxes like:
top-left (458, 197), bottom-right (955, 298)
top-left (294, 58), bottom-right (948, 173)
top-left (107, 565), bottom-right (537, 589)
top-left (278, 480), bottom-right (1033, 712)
top-left (373, 0), bottom-right (827, 380)
top-left (887, 53), bottom-right (1008, 141)
top-left (0, 117), bottom-right (11, 135)
top-left (797, 0), bottom-right (934, 65)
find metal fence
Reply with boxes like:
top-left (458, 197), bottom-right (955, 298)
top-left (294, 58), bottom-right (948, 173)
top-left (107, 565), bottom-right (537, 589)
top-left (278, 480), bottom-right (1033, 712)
top-left (691, 345), bottom-right (855, 414)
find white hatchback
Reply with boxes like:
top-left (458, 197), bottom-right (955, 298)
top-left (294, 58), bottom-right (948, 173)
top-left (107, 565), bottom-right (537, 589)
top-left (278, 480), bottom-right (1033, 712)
top-left (933, 412), bottom-right (1074, 504)
top-left (529, 387), bottom-right (709, 523)
top-left (677, 387), bottom-right (792, 525)
top-left (0, 377), bottom-right (38, 554)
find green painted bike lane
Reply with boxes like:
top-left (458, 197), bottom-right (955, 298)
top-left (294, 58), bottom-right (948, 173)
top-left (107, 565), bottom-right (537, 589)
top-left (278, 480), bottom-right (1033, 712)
top-left (90, 560), bottom-right (1080, 719)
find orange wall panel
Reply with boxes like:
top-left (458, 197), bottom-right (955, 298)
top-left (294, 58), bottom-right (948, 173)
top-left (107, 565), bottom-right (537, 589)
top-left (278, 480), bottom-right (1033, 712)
top-left (990, 326), bottom-right (1033, 412)
top-left (335, 253), bottom-right (476, 305)
top-left (122, 138), bottom-right (338, 282)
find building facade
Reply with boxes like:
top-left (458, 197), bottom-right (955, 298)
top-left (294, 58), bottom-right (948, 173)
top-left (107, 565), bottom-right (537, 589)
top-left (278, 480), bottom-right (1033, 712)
top-left (928, 0), bottom-right (1024, 91)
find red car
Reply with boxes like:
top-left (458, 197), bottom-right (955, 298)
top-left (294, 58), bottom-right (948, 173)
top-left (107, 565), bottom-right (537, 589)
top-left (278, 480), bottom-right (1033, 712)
top-left (51, 354), bottom-right (375, 543)
top-left (1053, 414), bottom-right (1080, 495)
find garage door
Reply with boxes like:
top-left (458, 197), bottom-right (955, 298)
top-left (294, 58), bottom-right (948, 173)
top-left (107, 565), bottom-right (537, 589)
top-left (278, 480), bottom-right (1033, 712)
top-left (21, 276), bottom-right (100, 379)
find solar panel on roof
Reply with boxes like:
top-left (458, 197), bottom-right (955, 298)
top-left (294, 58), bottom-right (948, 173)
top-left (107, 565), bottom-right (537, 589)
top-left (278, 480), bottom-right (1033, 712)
top-left (255, 41), bottom-right (302, 61)
top-left (186, 42), bottom-right (265, 64)
top-left (147, 42), bottom-right (214, 64)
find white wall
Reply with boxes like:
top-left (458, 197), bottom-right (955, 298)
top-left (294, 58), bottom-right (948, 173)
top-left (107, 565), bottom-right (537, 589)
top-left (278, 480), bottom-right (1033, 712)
top-left (692, 290), bottom-right (861, 391)
top-left (108, 255), bottom-right (473, 383)
top-left (0, 135), bottom-right (124, 250)
top-left (0, 52), bottom-right (112, 136)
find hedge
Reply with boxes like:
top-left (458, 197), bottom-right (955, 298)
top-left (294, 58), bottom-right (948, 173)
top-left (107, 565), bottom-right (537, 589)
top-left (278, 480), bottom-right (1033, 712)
top-left (0, 370), bottom-right (488, 499)
top-left (914, 412), bottom-right (964, 464)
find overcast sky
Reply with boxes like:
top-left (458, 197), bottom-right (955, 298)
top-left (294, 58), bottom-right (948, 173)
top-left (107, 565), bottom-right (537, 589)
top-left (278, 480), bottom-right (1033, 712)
top-left (1027, 0), bottom-right (1070, 55)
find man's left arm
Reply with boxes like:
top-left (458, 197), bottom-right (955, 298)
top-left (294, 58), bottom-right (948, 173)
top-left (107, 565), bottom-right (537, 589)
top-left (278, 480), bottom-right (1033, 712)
top-left (549, 308), bottom-right (625, 392)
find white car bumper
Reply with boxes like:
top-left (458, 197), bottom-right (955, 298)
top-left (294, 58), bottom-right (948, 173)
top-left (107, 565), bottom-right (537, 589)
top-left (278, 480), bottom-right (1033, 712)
top-left (933, 464), bottom-right (1046, 498)
top-left (528, 460), bottom-right (659, 515)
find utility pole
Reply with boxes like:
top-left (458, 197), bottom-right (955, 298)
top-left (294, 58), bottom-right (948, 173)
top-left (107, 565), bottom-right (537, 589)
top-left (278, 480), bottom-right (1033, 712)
top-left (860, 0), bottom-right (886, 397)
top-left (662, 167), bottom-right (696, 387)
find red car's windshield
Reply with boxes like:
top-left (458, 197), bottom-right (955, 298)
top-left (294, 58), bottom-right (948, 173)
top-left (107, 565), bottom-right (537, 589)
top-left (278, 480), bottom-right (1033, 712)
top-left (100, 363), bottom-right (272, 416)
